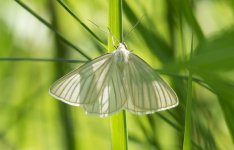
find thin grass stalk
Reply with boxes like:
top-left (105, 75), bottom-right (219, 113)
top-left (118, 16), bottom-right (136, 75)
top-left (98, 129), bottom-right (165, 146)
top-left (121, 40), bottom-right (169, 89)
top-left (48, 1), bottom-right (76, 150)
top-left (183, 34), bottom-right (194, 150)
top-left (0, 58), bottom-right (86, 63)
top-left (108, 0), bottom-right (128, 150)
top-left (56, 0), bottom-right (106, 48)
top-left (183, 70), bottom-right (192, 150)
top-left (14, 0), bottom-right (91, 60)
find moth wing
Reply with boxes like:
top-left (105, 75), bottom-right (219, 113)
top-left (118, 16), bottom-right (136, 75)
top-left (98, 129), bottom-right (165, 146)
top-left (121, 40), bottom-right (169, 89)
top-left (49, 54), bottom-right (114, 106)
top-left (124, 54), bottom-right (178, 114)
top-left (83, 60), bottom-right (127, 117)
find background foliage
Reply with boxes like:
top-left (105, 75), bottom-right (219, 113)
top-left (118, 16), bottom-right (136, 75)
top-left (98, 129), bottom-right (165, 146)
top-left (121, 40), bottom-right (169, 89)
top-left (0, 0), bottom-right (234, 149)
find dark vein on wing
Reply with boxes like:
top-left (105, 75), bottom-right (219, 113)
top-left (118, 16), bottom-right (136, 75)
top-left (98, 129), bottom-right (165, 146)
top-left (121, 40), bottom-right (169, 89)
top-left (57, 75), bottom-right (77, 98)
top-left (85, 59), bottom-right (112, 103)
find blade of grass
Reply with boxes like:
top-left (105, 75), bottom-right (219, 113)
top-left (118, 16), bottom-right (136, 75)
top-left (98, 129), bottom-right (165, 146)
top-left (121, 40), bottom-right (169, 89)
top-left (198, 73), bottom-right (234, 144)
top-left (110, 111), bottom-right (128, 150)
top-left (156, 69), bottom-right (214, 93)
top-left (108, 0), bottom-right (123, 46)
top-left (180, 0), bottom-right (204, 41)
top-left (0, 58), bottom-right (86, 63)
top-left (157, 113), bottom-right (182, 131)
top-left (0, 55), bottom-right (217, 94)
top-left (187, 28), bottom-right (234, 143)
top-left (182, 60), bottom-right (192, 150)
top-left (134, 116), bottom-right (156, 148)
top-left (190, 29), bottom-right (234, 71)
top-left (108, 0), bottom-right (128, 150)
top-left (48, 1), bottom-right (77, 149)
top-left (14, 0), bottom-right (91, 60)
top-left (167, 0), bottom-right (204, 41)
top-left (123, 1), bottom-right (173, 63)
top-left (183, 34), bottom-right (194, 150)
top-left (56, 0), bottom-right (107, 49)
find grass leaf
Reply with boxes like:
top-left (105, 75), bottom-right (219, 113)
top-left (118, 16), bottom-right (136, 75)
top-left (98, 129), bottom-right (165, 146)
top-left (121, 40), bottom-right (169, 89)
top-left (56, 0), bottom-right (107, 49)
top-left (108, 0), bottom-right (128, 150)
top-left (14, 0), bottom-right (91, 60)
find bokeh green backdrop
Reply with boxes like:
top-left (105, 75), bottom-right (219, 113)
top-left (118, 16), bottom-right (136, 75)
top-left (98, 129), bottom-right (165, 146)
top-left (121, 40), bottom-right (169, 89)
top-left (0, 0), bottom-right (234, 149)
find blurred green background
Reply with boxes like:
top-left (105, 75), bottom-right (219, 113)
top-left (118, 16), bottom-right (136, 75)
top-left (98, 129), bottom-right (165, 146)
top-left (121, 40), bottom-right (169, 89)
top-left (0, 0), bottom-right (234, 149)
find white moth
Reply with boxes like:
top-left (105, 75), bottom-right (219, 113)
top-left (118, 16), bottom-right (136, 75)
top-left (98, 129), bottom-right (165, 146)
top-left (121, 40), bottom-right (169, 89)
top-left (49, 43), bottom-right (178, 117)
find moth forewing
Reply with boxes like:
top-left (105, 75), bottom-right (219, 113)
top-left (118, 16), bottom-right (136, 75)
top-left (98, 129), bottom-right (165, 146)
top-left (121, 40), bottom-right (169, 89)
top-left (49, 43), bottom-right (178, 117)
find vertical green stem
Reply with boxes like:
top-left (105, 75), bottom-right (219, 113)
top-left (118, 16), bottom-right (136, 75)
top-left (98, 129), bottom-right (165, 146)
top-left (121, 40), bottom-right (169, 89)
top-left (110, 111), bottom-right (128, 150)
top-left (183, 71), bottom-right (192, 150)
top-left (183, 34), bottom-right (193, 150)
top-left (108, 0), bottom-right (123, 47)
top-left (108, 0), bottom-right (128, 150)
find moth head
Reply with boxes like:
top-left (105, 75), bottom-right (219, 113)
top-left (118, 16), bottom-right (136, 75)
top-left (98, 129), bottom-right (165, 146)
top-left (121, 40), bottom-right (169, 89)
top-left (113, 43), bottom-right (130, 65)
top-left (118, 42), bottom-right (128, 51)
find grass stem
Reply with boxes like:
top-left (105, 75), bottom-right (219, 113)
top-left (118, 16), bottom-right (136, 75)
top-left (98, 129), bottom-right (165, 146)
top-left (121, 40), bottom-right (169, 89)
top-left (108, 0), bottom-right (128, 150)
top-left (183, 33), bottom-right (194, 150)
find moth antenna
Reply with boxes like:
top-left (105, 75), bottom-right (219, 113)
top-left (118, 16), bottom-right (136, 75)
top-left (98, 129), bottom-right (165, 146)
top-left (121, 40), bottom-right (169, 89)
top-left (107, 27), bottom-right (119, 47)
top-left (124, 15), bottom-right (144, 41)
top-left (88, 19), bottom-right (119, 47)
top-left (112, 36), bottom-right (116, 46)
top-left (123, 42), bottom-right (128, 49)
top-left (88, 19), bottom-right (108, 34)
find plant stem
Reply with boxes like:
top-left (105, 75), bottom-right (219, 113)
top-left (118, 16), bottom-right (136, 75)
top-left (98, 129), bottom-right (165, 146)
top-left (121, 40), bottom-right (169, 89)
top-left (110, 111), bottom-right (128, 150)
top-left (108, 0), bottom-right (123, 47)
top-left (183, 71), bottom-right (192, 150)
top-left (183, 33), bottom-right (194, 150)
top-left (108, 0), bottom-right (128, 150)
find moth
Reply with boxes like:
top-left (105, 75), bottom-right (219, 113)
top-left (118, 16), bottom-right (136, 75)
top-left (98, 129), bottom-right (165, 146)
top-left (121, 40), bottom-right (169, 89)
top-left (49, 43), bottom-right (178, 117)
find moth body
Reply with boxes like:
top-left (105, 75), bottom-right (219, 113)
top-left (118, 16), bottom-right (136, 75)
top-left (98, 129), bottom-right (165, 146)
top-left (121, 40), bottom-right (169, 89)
top-left (49, 42), bottom-right (179, 117)
top-left (113, 43), bottom-right (130, 64)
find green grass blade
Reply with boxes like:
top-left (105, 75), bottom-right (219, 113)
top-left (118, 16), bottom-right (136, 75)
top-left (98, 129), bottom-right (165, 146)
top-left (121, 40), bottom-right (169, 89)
top-left (108, 0), bottom-right (128, 150)
top-left (48, 1), bottom-right (77, 149)
top-left (187, 29), bottom-right (234, 143)
top-left (180, 0), bottom-right (204, 41)
top-left (190, 29), bottom-right (234, 71)
top-left (156, 69), bottom-right (214, 93)
top-left (183, 70), bottom-right (192, 150)
top-left (183, 34), bottom-right (194, 150)
top-left (0, 58), bottom-right (86, 63)
top-left (157, 113), bottom-right (182, 131)
top-left (14, 0), bottom-right (91, 60)
top-left (110, 111), bottom-right (128, 150)
top-left (108, 0), bottom-right (123, 47)
top-left (123, 1), bottom-right (173, 63)
top-left (198, 73), bottom-right (234, 143)
top-left (56, 0), bottom-right (107, 49)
